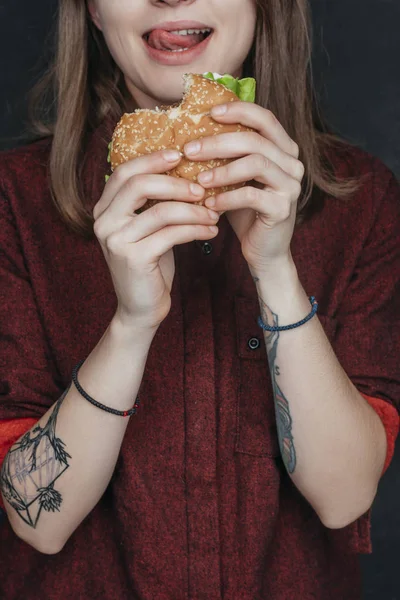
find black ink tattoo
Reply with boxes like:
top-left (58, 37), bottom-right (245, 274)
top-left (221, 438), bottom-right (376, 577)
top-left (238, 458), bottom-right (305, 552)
top-left (0, 387), bottom-right (72, 528)
top-left (258, 297), bottom-right (296, 473)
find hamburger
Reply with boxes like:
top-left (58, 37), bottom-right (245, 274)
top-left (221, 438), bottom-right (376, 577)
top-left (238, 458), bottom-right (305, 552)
top-left (107, 72), bottom-right (257, 213)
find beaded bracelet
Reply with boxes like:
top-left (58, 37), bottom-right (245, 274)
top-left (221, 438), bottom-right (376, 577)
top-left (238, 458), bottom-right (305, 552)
top-left (72, 360), bottom-right (140, 417)
top-left (257, 296), bottom-right (318, 332)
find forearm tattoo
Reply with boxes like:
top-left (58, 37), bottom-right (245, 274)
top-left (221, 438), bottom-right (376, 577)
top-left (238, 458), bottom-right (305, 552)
top-left (254, 278), bottom-right (296, 473)
top-left (0, 387), bottom-right (71, 528)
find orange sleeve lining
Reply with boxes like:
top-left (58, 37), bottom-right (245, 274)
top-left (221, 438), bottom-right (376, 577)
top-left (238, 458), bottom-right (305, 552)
top-left (360, 393), bottom-right (399, 476)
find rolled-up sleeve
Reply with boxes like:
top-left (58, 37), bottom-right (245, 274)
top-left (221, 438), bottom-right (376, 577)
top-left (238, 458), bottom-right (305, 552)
top-left (333, 172), bottom-right (400, 417)
top-left (0, 179), bottom-right (62, 422)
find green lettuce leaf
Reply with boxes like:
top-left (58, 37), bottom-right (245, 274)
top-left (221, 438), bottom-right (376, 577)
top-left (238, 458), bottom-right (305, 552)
top-left (105, 143), bottom-right (112, 182)
top-left (237, 78), bottom-right (256, 103)
top-left (202, 72), bottom-right (256, 102)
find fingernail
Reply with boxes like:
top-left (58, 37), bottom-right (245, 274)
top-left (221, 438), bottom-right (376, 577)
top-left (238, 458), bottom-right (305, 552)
top-left (212, 104), bottom-right (227, 116)
top-left (205, 197), bottom-right (216, 207)
top-left (198, 170), bottom-right (213, 184)
top-left (164, 150), bottom-right (182, 162)
top-left (185, 141), bottom-right (201, 156)
top-left (208, 209), bottom-right (219, 220)
top-left (190, 183), bottom-right (204, 196)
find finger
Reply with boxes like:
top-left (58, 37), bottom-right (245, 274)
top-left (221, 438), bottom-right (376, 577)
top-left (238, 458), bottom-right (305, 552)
top-left (93, 149), bottom-right (183, 219)
top-left (206, 185), bottom-right (293, 225)
top-left (107, 173), bottom-right (205, 220)
top-left (111, 200), bottom-right (220, 244)
top-left (95, 174), bottom-right (206, 238)
top-left (202, 154), bottom-right (302, 200)
top-left (106, 222), bottom-right (219, 264)
top-left (185, 132), bottom-right (303, 179)
top-left (210, 102), bottom-right (299, 158)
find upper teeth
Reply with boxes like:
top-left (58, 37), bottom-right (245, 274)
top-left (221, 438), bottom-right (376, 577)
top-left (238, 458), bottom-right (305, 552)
top-left (169, 28), bottom-right (211, 35)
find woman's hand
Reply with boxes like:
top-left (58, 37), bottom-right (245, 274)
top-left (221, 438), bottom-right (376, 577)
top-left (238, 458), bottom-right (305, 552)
top-left (93, 150), bottom-right (220, 331)
top-left (183, 102), bottom-right (304, 274)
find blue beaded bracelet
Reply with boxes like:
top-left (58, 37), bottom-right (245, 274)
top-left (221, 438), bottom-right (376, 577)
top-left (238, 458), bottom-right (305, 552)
top-left (257, 296), bottom-right (318, 332)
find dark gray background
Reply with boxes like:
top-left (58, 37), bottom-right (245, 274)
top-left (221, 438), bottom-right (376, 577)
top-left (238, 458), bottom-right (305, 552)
top-left (0, 1), bottom-right (399, 598)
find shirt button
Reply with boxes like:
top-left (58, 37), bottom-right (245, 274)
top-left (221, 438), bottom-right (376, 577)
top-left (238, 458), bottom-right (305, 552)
top-left (248, 336), bottom-right (261, 350)
top-left (201, 242), bottom-right (213, 255)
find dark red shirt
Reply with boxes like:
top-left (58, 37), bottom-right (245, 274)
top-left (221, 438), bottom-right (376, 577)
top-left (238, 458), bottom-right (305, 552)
top-left (0, 123), bottom-right (399, 599)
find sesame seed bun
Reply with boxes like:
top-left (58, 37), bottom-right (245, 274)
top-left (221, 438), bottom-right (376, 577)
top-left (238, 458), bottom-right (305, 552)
top-left (109, 73), bottom-right (256, 212)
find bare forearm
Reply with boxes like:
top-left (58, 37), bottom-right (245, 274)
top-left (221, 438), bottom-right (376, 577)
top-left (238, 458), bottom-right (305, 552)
top-left (1, 316), bottom-right (156, 553)
top-left (251, 257), bottom-right (387, 528)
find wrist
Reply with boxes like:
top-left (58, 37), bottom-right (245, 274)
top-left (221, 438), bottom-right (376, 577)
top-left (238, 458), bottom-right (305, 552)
top-left (251, 257), bottom-right (311, 327)
top-left (250, 254), bottom-right (300, 291)
top-left (110, 311), bottom-right (159, 346)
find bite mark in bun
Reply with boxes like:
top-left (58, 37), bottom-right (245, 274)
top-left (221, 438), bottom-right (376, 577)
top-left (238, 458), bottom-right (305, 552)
top-left (109, 73), bottom-right (257, 213)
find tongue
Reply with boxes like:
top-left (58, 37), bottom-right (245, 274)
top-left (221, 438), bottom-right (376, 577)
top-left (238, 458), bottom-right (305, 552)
top-left (147, 29), bottom-right (205, 51)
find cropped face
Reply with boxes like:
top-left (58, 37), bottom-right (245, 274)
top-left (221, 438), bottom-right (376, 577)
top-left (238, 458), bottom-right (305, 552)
top-left (88, 0), bottom-right (257, 109)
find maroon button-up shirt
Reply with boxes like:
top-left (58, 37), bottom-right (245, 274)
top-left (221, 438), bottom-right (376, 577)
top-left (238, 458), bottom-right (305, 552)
top-left (0, 122), bottom-right (399, 599)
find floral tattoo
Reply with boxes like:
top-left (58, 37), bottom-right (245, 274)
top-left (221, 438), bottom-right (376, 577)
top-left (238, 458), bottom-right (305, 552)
top-left (0, 388), bottom-right (71, 528)
top-left (253, 277), bottom-right (296, 473)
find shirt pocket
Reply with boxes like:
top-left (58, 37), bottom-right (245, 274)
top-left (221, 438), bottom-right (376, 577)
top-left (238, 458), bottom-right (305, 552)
top-left (234, 294), bottom-right (338, 459)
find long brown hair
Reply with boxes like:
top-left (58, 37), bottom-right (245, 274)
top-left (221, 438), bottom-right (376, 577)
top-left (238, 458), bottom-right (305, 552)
top-left (29, 0), bottom-right (359, 239)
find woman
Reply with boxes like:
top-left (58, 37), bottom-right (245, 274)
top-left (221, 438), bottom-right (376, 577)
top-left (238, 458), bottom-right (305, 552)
top-left (0, 0), bottom-right (399, 598)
